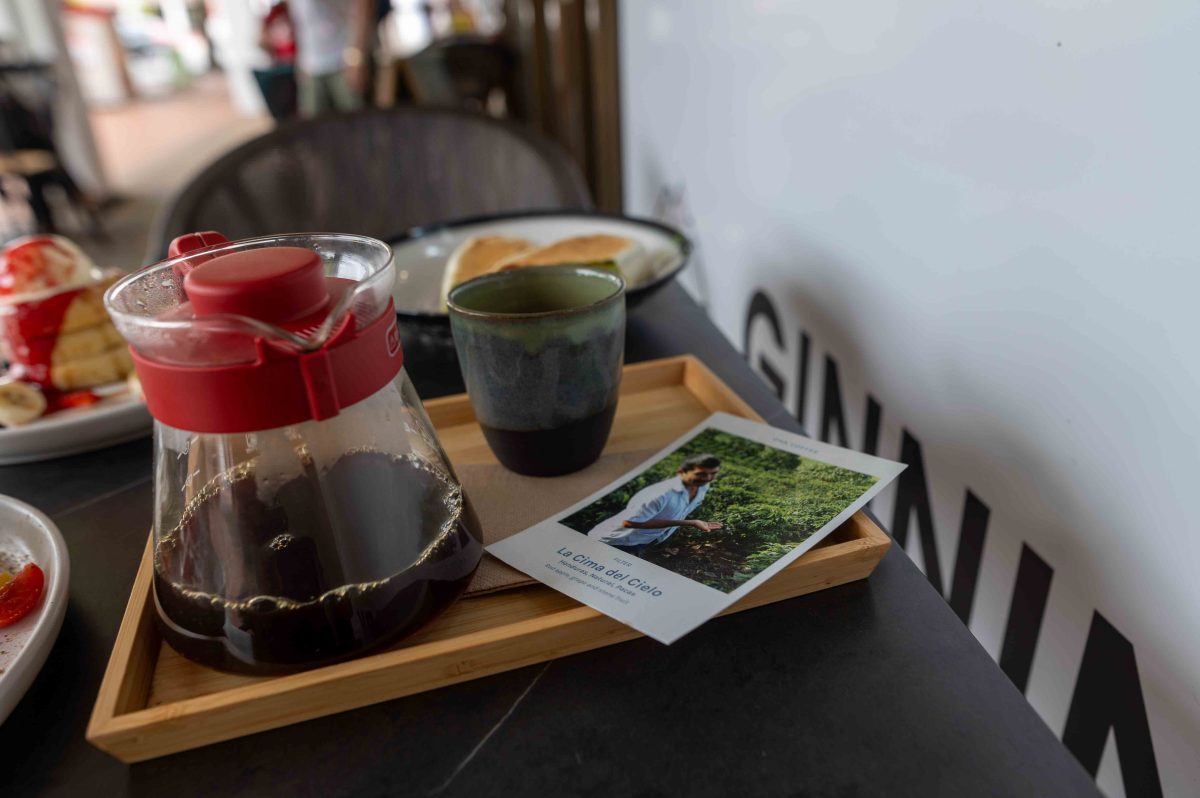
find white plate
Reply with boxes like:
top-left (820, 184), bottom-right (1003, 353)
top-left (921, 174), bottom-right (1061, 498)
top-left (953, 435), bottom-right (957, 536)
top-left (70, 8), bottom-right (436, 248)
top-left (390, 211), bottom-right (689, 318)
top-left (0, 494), bottom-right (69, 726)
top-left (0, 391), bottom-right (151, 466)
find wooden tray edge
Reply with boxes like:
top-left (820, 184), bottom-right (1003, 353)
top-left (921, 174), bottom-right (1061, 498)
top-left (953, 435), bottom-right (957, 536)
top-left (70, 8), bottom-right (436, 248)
top-left (87, 516), bottom-right (889, 762)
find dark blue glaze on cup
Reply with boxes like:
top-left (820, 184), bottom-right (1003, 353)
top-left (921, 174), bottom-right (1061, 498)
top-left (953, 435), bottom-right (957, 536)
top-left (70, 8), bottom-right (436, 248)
top-left (447, 266), bottom-right (625, 476)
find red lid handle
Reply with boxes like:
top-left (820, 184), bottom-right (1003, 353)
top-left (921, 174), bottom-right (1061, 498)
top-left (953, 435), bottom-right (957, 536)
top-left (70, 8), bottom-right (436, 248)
top-left (168, 231), bottom-right (229, 259)
top-left (168, 231), bottom-right (229, 282)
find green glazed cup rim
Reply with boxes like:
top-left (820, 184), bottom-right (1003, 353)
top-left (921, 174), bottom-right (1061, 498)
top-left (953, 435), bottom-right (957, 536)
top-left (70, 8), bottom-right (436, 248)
top-left (446, 265), bottom-right (626, 322)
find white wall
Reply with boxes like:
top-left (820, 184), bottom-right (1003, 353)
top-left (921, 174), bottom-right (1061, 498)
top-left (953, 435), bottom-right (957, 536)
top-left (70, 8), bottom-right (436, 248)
top-left (205, 0), bottom-right (267, 116)
top-left (620, 2), bottom-right (1199, 796)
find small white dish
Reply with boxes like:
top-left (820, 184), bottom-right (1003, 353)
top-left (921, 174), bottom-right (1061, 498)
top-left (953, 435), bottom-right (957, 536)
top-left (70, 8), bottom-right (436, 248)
top-left (0, 390), bottom-right (150, 466)
top-left (0, 494), bottom-right (69, 725)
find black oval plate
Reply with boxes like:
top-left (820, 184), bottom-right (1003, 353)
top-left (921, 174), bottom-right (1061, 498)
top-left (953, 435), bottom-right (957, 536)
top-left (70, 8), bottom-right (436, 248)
top-left (387, 210), bottom-right (691, 324)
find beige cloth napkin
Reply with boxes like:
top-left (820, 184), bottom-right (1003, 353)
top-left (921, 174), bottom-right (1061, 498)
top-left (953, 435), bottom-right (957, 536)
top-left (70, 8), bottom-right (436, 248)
top-left (458, 449), bottom-right (657, 596)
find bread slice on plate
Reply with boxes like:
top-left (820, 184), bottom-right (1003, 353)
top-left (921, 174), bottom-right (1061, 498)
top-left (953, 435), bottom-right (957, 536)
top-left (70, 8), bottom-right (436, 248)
top-left (496, 234), bottom-right (648, 285)
top-left (441, 236), bottom-right (535, 305)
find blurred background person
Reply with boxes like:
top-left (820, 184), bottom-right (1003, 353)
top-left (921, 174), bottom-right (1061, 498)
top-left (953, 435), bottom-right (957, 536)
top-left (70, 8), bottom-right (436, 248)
top-left (254, 1), bottom-right (298, 120)
top-left (290, 0), bottom-right (373, 117)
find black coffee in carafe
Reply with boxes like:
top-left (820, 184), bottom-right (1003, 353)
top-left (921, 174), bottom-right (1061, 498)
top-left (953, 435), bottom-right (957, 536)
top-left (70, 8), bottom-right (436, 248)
top-left (154, 450), bottom-right (483, 673)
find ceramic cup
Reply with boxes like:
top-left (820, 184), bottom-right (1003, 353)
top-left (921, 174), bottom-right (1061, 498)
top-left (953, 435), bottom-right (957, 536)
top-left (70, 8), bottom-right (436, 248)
top-left (447, 266), bottom-right (625, 477)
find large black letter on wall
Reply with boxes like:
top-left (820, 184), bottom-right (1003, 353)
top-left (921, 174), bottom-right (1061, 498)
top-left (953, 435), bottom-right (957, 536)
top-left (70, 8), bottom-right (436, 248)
top-left (998, 544), bottom-right (1052, 693)
top-left (820, 355), bottom-right (849, 447)
top-left (890, 430), bottom-right (943, 594)
top-left (861, 395), bottom-right (883, 510)
top-left (796, 328), bottom-right (811, 425)
top-left (947, 490), bottom-right (990, 625)
top-left (744, 291), bottom-right (786, 399)
top-left (1063, 613), bottom-right (1163, 798)
top-left (861, 395), bottom-right (882, 456)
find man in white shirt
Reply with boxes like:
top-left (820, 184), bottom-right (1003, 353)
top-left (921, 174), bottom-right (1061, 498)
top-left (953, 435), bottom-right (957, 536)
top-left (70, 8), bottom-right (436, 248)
top-left (289, 0), bottom-right (371, 117)
top-left (587, 454), bottom-right (724, 556)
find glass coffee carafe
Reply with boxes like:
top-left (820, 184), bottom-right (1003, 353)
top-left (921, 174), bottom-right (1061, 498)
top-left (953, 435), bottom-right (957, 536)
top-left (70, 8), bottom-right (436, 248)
top-left (105, 232), bottom-right (482, 674)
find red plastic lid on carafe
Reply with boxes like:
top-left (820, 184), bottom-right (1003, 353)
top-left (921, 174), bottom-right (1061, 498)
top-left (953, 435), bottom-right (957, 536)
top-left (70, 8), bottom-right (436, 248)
top-left (126, 232), bottom-right (403, 433)
top-left (185, 246), bottom-right (330, 324)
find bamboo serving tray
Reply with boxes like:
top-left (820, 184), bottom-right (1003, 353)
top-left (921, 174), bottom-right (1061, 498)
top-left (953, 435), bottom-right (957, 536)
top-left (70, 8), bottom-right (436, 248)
top-left (88, 355), bottom-right (890, 763)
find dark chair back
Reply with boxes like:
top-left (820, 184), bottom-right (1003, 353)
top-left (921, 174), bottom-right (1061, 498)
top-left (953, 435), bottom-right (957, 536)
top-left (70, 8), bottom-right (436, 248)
top-left (149, 106), bottom-right (591, 261)
top-left (404, 37), bottom-right (518, 115)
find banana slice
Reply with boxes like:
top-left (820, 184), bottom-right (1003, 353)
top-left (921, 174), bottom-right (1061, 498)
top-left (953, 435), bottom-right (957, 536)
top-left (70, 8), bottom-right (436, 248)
top-left (0, 381), bottom-right (47, 427)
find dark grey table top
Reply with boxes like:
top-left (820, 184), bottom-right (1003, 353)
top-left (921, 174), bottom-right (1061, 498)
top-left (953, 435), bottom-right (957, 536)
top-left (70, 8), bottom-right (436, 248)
top-left (1, 283), bottom-right (1099, 797)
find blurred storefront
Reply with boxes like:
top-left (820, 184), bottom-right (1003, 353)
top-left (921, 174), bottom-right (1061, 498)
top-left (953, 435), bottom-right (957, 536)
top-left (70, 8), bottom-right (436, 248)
top-left (1, 0), bottom-right (621, 244)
